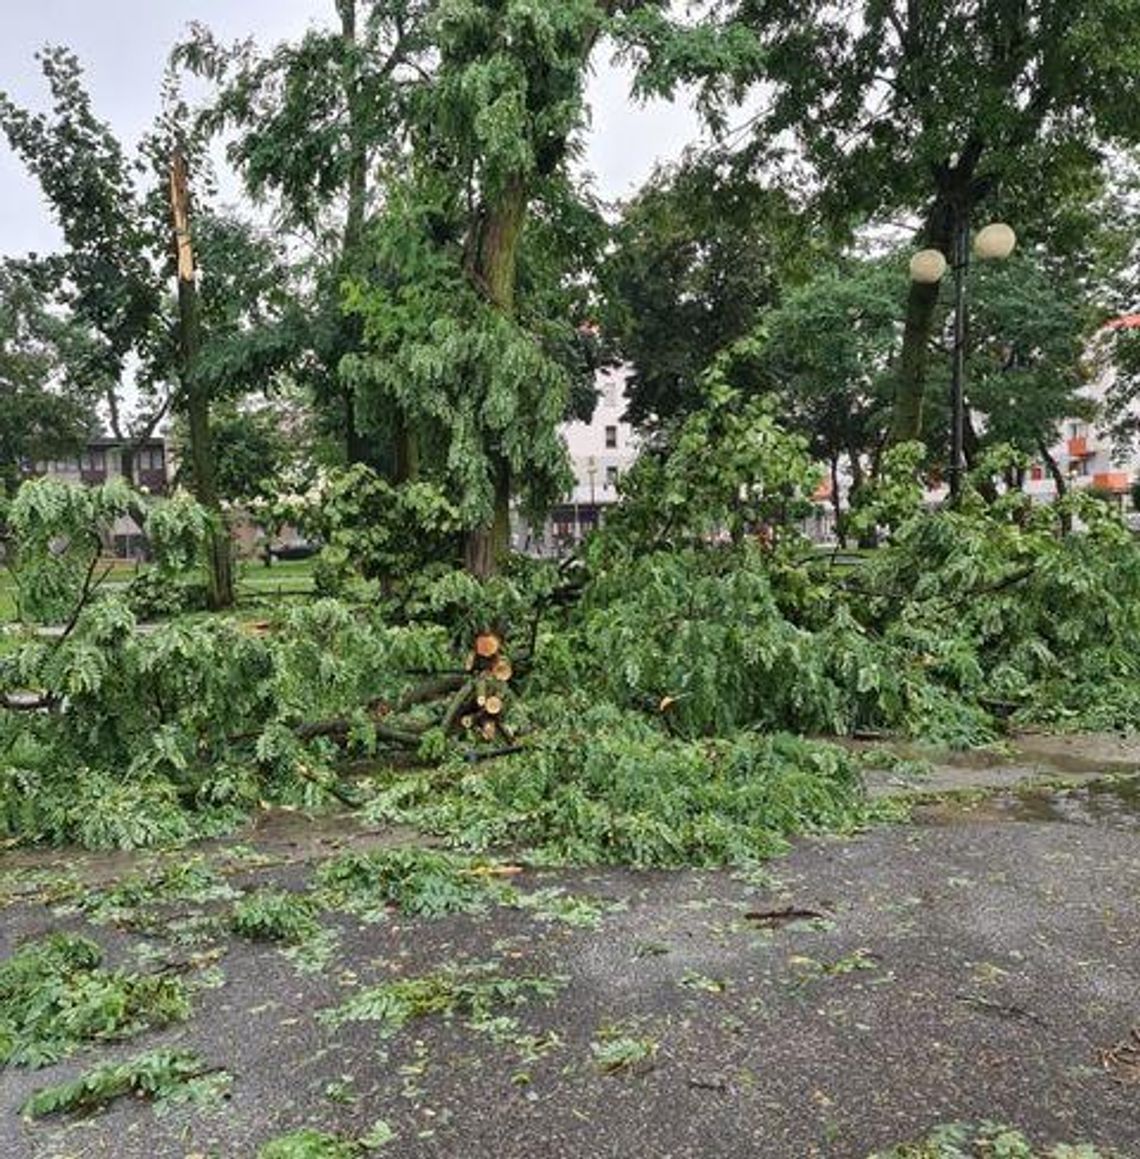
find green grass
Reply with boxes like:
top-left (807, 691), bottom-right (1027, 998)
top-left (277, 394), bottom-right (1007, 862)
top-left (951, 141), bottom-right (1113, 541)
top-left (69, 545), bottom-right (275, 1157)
top-left (236, 557), bottom-right (317, 599)
top-left (0, 556), bottom-right (317, 629)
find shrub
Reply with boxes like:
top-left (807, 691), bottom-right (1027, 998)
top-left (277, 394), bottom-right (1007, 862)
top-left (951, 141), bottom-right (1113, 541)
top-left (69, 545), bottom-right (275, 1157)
top-left (124, 570), bottom-right (209, 619)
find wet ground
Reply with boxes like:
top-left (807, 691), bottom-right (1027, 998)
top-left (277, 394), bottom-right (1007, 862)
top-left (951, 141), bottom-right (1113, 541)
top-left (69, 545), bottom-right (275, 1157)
top-left (0, 735), bottom-right (1138, 1158)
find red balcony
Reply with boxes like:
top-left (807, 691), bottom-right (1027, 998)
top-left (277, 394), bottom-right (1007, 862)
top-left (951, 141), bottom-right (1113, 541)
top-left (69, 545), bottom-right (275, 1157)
top-left (1091, 471), bottom-right (1131, 493)
top-left (1067, 436), bottom-right (1090, 457)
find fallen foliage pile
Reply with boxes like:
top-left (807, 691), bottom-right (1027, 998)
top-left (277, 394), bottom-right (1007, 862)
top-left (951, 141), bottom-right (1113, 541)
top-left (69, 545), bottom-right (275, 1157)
top-left (4, 405), bottom-right (1140, 857)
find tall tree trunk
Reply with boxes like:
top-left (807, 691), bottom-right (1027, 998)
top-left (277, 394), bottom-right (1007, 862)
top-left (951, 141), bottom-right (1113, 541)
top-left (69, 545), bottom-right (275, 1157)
top-left (170, 149), bottom-right (234, 611)
top-left (829, 454), bottom-right (846, 547)
top-left (889, 198), bottom-right (954, 444)
top-left (336, 0), bottom-right (376, 469)
top-left (462, 175), bottom-right (528, 577)
top-left (889, 142), bottom-right (987, 445)
top-left (1039, 439), bottom-right (1072, 535)
top-left (393, 412), bottom-right (420, 484)
top-left (964, 412), bottom-right (997, 502)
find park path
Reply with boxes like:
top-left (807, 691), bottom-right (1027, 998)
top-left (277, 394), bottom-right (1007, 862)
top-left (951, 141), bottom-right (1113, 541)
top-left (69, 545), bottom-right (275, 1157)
top-left (0, 736), bottom-right (1137, 1158)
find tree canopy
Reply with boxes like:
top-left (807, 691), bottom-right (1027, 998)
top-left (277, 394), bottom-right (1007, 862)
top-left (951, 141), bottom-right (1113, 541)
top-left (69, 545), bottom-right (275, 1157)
top-left (0, 260), bottom-right (101, 495)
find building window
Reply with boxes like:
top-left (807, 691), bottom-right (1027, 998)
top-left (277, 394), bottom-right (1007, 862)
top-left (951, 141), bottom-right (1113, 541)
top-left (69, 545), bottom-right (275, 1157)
top-left (1030, 464), bottom-right (1043, 482)
top-left (146, 447), bottom-right (165, 471)
top-left (605, 465), bottom-right (619, 487)
top-left (604, 426), bottom-right (618, 449)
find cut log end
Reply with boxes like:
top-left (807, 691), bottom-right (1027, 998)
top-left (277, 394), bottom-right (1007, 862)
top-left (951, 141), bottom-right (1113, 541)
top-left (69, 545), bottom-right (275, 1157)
top-left (475, 632), bottom-right (501, 659)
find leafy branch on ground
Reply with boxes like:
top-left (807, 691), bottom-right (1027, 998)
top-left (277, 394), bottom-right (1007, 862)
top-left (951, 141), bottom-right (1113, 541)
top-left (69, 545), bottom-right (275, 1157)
top-left (21, 1048), bottom-right (230, 1119)
top-left (318, 964), bottom-right (567, 1036)
top-left (869, 1121), bottom-right (1120, 1158)
top-left (0, 933), bottom-right (190, 1068)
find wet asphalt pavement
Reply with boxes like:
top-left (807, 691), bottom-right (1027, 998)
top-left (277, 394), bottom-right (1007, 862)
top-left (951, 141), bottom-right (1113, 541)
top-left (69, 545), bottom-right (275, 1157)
top-left (0, 778), bottom-right (1137, 1158)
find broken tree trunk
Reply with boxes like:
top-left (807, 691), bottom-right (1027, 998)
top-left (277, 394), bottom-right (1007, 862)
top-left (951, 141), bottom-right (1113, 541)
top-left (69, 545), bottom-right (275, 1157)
top-left (169, 148), bottom-right (234, 611)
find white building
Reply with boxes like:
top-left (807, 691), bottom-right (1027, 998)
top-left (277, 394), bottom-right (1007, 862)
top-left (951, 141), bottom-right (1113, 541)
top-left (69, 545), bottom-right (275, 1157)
top-left (877, 313), bottom-right (1140, 522)
top-left (517, 365), bottom-right (640, 553)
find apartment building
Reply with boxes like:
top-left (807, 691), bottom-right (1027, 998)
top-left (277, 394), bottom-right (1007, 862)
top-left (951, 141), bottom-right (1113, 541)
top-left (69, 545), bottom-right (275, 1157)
top-left (518, 365), bottom-right (640, 554)
top-left (23, 436), bottom-right (171, 558)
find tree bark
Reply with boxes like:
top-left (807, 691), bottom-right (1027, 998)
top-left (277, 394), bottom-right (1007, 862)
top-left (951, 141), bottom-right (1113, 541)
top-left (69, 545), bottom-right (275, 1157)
top-left (393, 412), bottom-right (420, 484)
top-left (1039, 439), bottom-right (1072, 535)
top-left (463, 175), bottom-right (528, 577)
top-left (169, 148), bottom-right (234, 610)
top-left (963, 412), bottom-right (997, 502)
top-left (336, 0), bottom-right (371, 468)
top-left (890, 197), bottom-right (954, 444)
top-left (889, 142), bottom-right (987, 446)
top-left (829, 454), bottom-right (846, 547)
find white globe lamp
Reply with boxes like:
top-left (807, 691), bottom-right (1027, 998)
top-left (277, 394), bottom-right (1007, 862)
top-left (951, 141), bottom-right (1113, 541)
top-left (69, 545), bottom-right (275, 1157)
top-left (974, 222), bottom-right (1016, 261)
top-left (909, 248), bottom-right (948, 284)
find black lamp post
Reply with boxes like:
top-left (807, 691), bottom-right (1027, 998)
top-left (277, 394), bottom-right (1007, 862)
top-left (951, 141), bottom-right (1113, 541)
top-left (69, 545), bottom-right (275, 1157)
top-left (910, 219), bottom-right (1017, 501)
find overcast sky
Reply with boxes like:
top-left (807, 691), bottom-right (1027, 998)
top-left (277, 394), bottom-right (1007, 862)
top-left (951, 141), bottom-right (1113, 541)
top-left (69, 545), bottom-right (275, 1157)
top-left (0, 0), bottom-right (702, 259)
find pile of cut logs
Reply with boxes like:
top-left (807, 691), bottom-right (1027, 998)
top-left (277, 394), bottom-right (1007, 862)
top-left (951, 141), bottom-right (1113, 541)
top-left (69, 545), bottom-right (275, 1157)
top-left (453, 632), bottom-right (514, 742)
top-left (289, 629), bottom-right (518, 755)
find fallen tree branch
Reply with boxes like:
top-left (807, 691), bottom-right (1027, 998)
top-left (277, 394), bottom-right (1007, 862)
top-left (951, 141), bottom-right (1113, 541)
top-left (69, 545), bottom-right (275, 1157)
top-left (441, 679), bottom-right (477, 735)
top-left (294, 718), bottom-right (427, 747)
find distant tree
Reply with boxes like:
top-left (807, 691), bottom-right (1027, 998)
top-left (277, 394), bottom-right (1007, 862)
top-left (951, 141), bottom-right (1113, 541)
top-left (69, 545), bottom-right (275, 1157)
top-left (0, 260), bottom-right (101, 495)
top-left (724, 257), bottom-right (904, 535)
top-left (718, 247), bottom-right (1100, 533)
top-left (170, 401), bottom-right (301, 507)
top-left (604, 151), bottom-right (814, 432)
top-left (1, 50), bottom-right (299, 607)
top-left (0, 49), bottom-right (167, 444)
top-left (629, 0), bottom-right (1140, 445)
top-left (962, 255), bottom-right (1095, 495)
top-left (174, 1), bottom-right (436, 470)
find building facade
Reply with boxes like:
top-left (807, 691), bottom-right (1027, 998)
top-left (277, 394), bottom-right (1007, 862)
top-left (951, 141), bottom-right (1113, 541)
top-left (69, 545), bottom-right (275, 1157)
top-left (518, 365), bottom-right (640, 554)
top-left (23, 437), bottom-right (171, 558)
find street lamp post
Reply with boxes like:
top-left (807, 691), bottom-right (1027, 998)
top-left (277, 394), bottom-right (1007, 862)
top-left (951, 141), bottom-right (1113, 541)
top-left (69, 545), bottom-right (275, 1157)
top-left (910, 218), bottom-right (1016, 501)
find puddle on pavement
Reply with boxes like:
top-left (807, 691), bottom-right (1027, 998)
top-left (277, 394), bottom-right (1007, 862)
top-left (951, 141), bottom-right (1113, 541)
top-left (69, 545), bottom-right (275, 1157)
top-left (916, 776), bottom-right (1140, 830)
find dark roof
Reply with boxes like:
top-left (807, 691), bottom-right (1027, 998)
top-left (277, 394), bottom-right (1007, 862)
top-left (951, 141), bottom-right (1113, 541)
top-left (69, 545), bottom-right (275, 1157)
top-left (85, 436), bottom-right (166, 448)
